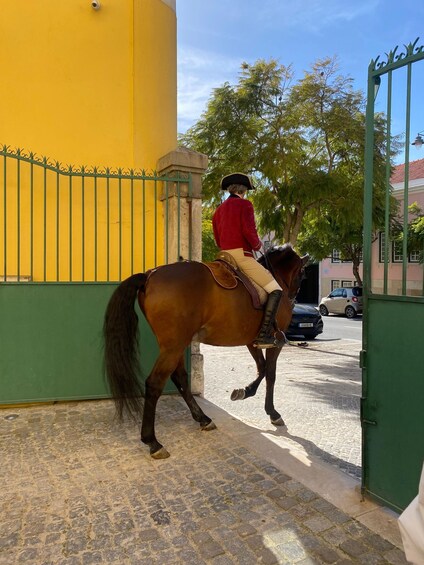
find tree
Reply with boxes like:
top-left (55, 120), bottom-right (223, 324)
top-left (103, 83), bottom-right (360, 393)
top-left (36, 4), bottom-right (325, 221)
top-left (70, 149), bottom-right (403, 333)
top-left (408, 209), bottom-right (424, 263)
top-left (180, 57), bottom-right (398, 282)
top-left (180, 58), bottom-right (302, 213)
top-left (296, 114), bottom-right (400, 286)
top-left (202, 208), bottom-right (219, 262)
top-left (392, 202), bottom-right (424, 264)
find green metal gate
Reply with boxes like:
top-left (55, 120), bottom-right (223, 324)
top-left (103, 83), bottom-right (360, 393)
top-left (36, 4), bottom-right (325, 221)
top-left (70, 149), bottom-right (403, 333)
top-left (362, 39), bottom-right (424, 511)
top-left (0, 146), bottom-right (191, 404)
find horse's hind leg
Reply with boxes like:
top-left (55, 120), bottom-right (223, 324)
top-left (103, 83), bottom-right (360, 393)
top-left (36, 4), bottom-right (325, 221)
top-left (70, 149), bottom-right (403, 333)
top-left (231, 344), bottom-right (266, 401)
top-left (141, 350), bottom-right (182, 459)
top-left (171, 357), bottom-right (216, 431)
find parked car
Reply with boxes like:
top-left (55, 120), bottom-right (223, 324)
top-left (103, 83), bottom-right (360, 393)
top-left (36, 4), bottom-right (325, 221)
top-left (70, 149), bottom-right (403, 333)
top-left (287, 303), bottom-right (324, 340)
top-left (319, 287), bottom-right (363, 318)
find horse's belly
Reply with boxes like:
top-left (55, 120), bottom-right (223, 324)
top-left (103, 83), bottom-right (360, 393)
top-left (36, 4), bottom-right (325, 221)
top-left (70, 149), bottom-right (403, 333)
top-left (194, 316), bottom-right (260, 347)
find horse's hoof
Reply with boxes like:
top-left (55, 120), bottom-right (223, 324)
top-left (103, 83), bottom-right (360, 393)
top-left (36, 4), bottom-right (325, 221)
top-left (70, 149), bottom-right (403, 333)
top-left (271, 417), bottom-right (285, 427)
top-left (201, 421), bottom-right (217, 431)
top-left (151, 447), bottom-right (170, 459)
top-left (231, 388), bottom-right (245, 401)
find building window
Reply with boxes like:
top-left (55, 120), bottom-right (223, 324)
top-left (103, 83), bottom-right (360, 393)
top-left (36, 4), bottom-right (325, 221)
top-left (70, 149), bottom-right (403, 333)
top-left (332, 249), bottom-right (352, 263)
top-left (392, 241), bottom-right (403, 263)
top-left (409, 249), bottom-right (420, 263)
top-left (380, 232), bottom-right (421, 263)
top-left (379, 232), bottom-right (387, 263)
top-left (331, 280), bottom-right (341, 291)
top-left (331, 250), bottom-right (341, 263)
top-left (331, 279), bottom-right (355, 290)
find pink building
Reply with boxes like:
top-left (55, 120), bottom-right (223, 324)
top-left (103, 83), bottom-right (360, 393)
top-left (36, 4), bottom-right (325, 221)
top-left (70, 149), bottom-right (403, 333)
top-left (320, 159), bottom-right (424, 299)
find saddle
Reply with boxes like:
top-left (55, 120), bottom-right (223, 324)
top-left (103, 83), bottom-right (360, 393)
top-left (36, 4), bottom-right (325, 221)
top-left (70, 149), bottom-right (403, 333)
top-left (203, 251), bottom-right (267, 310)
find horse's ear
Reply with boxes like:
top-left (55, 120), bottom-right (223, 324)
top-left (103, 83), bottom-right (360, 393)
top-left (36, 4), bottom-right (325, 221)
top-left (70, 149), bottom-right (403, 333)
top-left (301, 254), bottom-right (309, 266)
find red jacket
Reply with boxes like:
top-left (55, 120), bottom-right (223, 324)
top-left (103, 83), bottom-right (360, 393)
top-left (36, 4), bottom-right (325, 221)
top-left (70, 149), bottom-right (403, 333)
top-left (212, 194), bottom-right (262, 255)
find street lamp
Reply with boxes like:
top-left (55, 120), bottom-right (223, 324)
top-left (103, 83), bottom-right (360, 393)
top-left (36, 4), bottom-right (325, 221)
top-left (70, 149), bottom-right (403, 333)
top-left (373, 76), bottom-right (381, 100)
top-left (411, 131), bottom-right (424, 149)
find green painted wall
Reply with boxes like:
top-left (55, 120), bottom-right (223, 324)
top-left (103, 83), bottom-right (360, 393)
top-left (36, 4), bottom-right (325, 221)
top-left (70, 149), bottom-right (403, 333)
top-left (0, 284), bottom-right (179, 404)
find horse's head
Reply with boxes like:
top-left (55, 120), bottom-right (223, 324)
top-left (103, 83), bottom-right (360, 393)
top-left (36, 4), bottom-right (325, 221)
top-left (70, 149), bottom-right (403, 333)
top-left (259, 245), bottom-right (309, 301)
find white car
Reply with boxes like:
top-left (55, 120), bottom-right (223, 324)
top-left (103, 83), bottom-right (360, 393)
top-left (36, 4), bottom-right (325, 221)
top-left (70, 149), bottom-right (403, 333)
top-left (319, 287), bottom-right (363, 318)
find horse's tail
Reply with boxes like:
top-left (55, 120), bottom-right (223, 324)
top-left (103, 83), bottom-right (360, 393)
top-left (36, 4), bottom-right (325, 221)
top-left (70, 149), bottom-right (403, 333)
top-left (103, 273), bottom-right (147, 420)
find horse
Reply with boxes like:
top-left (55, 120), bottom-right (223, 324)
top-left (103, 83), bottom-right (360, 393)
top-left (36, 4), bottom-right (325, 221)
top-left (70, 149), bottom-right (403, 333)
top-left (103, 244), bottom-right (309, 459)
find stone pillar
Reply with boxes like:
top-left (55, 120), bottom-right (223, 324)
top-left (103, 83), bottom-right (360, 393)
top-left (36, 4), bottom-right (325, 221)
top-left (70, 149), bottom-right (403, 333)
top-left (157, 147), bottom-right (208, 263)
top-left (157, 146), bottom-right (208, 395)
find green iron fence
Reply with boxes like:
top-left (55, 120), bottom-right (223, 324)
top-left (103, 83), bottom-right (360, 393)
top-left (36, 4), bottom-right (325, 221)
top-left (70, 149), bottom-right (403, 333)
top-left (1, 145), bottom-right (193, 282)
top-left (362, 38), bottom-right (424, 511)
top-left (0, 145), bottom-right (192, 404)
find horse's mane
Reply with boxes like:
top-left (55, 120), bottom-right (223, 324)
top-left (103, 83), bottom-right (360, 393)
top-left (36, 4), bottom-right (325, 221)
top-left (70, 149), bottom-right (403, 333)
top-left (258, 243), bottom-right (297, 266)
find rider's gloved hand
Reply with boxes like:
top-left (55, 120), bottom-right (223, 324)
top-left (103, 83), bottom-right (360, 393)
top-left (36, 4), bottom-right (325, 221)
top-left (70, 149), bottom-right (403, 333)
top-left (253, 244), bottom-right (264, 259)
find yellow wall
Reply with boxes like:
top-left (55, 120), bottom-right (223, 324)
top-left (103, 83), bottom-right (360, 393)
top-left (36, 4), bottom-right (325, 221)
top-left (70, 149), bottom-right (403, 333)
top-left (134, 0), bottom-right (177, 168)
top-left (0, 0), bottom-right (177, 280)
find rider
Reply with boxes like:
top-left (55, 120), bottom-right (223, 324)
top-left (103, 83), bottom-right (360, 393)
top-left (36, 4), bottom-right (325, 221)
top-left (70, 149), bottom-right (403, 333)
top-left (212, 172), bottom-right (284, 349)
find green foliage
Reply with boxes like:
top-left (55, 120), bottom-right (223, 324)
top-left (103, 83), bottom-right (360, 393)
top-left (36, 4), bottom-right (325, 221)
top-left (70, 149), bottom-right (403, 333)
top-left (392, 202), bottom-right (424, 263)
top-left (180, 57), bottom-right (401, 280)
top-left (409, 215), bottom-right (424, 263)
top-left (201, 207), bottom-right (219, 262)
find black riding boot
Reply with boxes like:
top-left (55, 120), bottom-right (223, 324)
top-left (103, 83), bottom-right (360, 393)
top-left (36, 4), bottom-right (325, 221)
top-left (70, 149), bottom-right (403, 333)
top-left (253, 290), bottom-right (285, 349)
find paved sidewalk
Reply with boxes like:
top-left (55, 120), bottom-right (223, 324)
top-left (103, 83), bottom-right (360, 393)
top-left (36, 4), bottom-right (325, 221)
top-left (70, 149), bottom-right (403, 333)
top-left (0, 340), bottom-right (408, 564)
top-left (202, 339), bottom-right (362, 480)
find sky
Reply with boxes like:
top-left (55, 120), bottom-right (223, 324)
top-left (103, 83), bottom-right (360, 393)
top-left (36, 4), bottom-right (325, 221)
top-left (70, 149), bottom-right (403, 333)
top-left (176, 0), bottom-right (424, 160)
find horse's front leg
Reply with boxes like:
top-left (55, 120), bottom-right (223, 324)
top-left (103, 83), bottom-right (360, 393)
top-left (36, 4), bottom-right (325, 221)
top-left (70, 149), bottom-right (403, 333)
top-left (265, 347), bottom-right (285, 426)
top-left (231, 344), bottom-right (266, 401)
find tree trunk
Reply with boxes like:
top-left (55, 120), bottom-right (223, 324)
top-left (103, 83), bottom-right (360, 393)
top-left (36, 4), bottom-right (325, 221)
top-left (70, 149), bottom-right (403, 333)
top-left (290, 207), bottom-right (304, 244)
top-left (282, 207), bottom-right (304, 246)
top-left (352, 260), bottom-right (362, 286)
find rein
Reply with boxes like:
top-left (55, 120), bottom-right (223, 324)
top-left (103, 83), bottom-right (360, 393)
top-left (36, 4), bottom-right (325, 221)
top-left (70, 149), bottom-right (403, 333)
top-left (259, 251), bottom-right (293, 297)
top-left (258, 249), bottom-right (303, 306)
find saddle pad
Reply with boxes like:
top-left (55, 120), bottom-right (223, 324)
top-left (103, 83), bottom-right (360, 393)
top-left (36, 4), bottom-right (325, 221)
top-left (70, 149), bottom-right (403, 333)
top-left (203, 259), bottom-right (267, 309)
top-left (203, 261), bottom-right (238, 289)
top-left (216, 251), bottom-right (238, 269)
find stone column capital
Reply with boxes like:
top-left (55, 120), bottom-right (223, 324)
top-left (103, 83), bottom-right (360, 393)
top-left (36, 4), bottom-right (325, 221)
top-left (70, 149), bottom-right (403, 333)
top-left (157, 146), bottom-right (208, 178)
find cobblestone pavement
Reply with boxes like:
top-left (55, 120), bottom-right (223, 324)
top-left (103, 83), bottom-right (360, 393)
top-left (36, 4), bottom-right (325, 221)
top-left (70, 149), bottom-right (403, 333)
top-left (1, 381), bottom-right (408, 564)
top-left (202, 339), bottom-right (362, 481)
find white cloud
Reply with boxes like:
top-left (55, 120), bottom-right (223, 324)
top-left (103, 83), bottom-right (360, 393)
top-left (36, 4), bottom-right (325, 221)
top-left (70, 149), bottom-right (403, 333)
top-left (177, 46), bottom-right (241, 133)
top-left (176, 0), bottom-right (383, 132)
top-left (257, 0), bottom-right (380, 33)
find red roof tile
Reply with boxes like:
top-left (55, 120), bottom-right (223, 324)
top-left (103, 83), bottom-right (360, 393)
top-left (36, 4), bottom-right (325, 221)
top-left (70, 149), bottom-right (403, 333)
top-left (391, 158), bottom-right (424, 183)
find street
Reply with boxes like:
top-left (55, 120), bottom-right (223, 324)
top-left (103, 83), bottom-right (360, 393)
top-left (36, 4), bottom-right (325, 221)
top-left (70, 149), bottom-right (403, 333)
top-left (315, 313), bottom-right (362, 342)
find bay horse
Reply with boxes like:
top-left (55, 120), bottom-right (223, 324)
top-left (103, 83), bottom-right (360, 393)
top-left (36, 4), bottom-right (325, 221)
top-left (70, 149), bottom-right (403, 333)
top-left (103, 244), bottom-right (309, 459)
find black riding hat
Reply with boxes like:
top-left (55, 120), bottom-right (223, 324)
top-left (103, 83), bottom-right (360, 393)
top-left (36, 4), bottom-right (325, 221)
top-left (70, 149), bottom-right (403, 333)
top-left (220, 172), bottom-right (255, 191)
